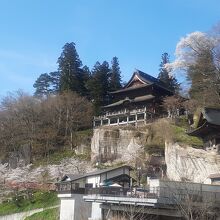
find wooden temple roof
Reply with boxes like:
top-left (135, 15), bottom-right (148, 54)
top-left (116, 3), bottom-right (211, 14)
top-left (187, 108), bottom-right (220, 137)
top-left (110, 84), bottom-right (152, 94)
top-left (121, 69), bottom-right (172, 93)
top-left (104, 94), bottom-right (155, 108)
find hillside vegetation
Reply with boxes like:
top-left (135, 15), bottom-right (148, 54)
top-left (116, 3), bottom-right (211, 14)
top-left (0, 191), bottom-right (58, 216)
top-left (144, 118), bottom-right (203, 155)
top-left (25, 208), bottom-right (59, 220)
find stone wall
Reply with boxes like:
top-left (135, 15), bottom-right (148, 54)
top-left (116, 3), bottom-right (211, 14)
top-left (165, 142), bottom-right (220, 183)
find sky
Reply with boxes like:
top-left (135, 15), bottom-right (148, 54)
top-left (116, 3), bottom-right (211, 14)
top-left (0, 0), bottom-right (220, 97)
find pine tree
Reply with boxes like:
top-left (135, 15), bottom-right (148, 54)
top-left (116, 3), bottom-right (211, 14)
top-left (158, 53), bottom-right (179, 92)
top-left (109, 57), bottom-right (122, 91)
top-left (81, 65), bottom-right (91, 97)
top-left (87, 61), bottom-right (110, 114)
top-left (57, 42), bottom-right (84, 94)
top-left (49, 71), bottom-right (60, 93)
top-left (33, 73), bottom-right (52, 97)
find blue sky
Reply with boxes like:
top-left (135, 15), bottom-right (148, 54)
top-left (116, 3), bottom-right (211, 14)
top-left (0, 0), bottom-right (219, 97)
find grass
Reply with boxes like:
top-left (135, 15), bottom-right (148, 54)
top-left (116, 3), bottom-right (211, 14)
top-left (76, 128), bottom-right (93, 137)
top-left (0, 190), bottom-right (59, 216)
top-left (172, 125), bottom-right (203, 147)
top-left (25, 208), bottom-right (59, 220)
top-left (33, 150), bottom-right (76, 166)
top-left (144, 119), bottom-right (203, 155)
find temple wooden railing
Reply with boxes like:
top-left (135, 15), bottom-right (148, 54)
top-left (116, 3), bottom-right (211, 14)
top-left (94, 107), bottom-right (148, 120)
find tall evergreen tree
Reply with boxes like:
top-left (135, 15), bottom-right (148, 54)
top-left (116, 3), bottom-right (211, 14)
top-left (33, 71), bottom-right (61, 97)
top-left (158, 53), bottom-right (179, 92)
top-left (87, 61), bottom-right (110, 114)
top-left (81, 65), bottom-right (91, 97)
top-left (57, 42), bottom-right (84, 94)
top-left (109, 57), bottom-right (122, 91)
top-left (188, 50), bottom-right (220, 107)
top-left (49, 71), bottom-right (60, 93)
top-left (33, 73), bottom-right (52, 97)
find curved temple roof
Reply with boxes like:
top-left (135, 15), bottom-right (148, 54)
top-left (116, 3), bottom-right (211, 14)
top-left (187, 107), bottom-right (220, 137)
top-left (104, 94), bottom-right (155, 108)
top-left (124, 69), bottom-right (173, 92)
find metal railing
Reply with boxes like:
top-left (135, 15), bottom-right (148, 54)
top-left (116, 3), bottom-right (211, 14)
top-left (85, 187), bottom-right (159, 199)
top-left (57, 183), bottom-right (220, 205)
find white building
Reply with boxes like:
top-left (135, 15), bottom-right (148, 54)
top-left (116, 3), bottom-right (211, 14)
top-left (57, 165), bottom-right (132, 220)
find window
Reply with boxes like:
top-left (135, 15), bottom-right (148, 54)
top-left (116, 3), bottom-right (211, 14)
top-left (110, 118), bottom-right (117, 124)
top-left (129, 115), bottom-right (135, 121)
top-left (103, 119), bottom-right (108, 125)
top-left (137, 113), bottom-right (144, 120)
top-left (119, 116), bottom-right (127, 123)
top-left (85, 183), bottom-right (93, 189)
top-left (75, 183), bottom-right (79, 189)
top-left (94, 120), bottom-right (101, 126)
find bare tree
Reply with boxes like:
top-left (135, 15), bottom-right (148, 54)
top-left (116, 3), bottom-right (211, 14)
top-left (0, 90), bottom-right (93, 162)
top-left (106, 204), bottom-right (158, 220)
top-left (161, 181), bottom-right (219, 220)
top-left (163, 95), bottom-right (183, 118)
top-left (57, 91), bottom-right (93, 150)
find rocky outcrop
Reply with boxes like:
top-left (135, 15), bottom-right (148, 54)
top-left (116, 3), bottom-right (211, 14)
top-left (91, 126), bottom-right (148, 163)
top-left (165, 142), bottom-right (220, 183)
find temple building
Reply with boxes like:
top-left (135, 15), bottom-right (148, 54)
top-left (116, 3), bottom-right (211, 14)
top-left (94, 70), bottom-right (173, 127)
top-left (188, 107), bottom-right (220, 153)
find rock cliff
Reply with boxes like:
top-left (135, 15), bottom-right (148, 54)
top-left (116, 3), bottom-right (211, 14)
top-left (165, 142), bottom-right (220, 183)
top-left (91, 126), bottom-right (149, 163)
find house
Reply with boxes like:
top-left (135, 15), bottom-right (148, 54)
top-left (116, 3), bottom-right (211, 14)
top-left (205, 173), bottom-right (220, 185)
top-left (58, 165), bottom-right (132, 190)
top-left (187, 107), bottom-right (220, 153)
top-left (94, 70), bottom-right (173, 127)
top-left (57, 168), bottom-right (220, 220)
top-left (57, 165), bottom-right (133, 220)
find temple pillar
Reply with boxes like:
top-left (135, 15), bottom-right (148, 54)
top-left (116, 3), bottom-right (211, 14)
top-left (135, 114), bottom-right (138, 126)
top-left (117, 117), bottom-right (119, 125)
top-left (144, 112), bottom-right (147, 124)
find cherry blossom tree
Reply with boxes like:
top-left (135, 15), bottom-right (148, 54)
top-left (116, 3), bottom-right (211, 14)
top-left (166, 31), bottom-right (220, 72)
top-left (166, 31), bottom-right (220, 107)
